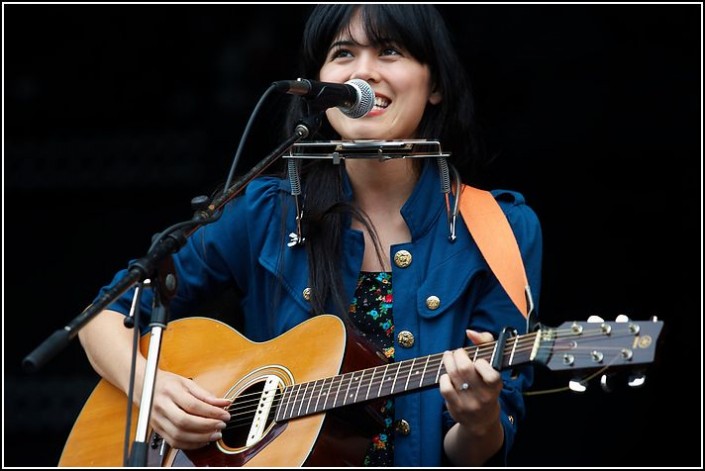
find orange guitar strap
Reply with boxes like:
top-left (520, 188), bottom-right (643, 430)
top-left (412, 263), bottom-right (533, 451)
top-left (458, 184), bottom-right (533, 320)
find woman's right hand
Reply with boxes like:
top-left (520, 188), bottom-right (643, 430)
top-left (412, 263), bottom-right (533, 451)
top-left (146, 370), bottom-right (232, 450)
top-left (79, 310), bottom-right (232, 450)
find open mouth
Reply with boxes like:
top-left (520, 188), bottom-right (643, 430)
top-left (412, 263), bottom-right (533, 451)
top-left (374, 95), bottom-right (390, 109)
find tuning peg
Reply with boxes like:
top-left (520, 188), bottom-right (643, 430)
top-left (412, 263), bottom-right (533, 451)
top-left (600, 373), bottom-right (619, 392)
top-left (587, 315), bottom-right (604, 323)
top-left (615, 314), bottom-right (630, 323)
top-left (627, 372), bottom-right (646, 388)
top-left (601, 370), bottom-right (646, 390)
top-left (600, 374), bottom-right (611, 392)
top-left (569, 379), bottom-right (587, 393)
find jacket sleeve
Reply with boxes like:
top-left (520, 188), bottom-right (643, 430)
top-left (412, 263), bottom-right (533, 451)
top-left (91, 176), bottom-right (284, 333)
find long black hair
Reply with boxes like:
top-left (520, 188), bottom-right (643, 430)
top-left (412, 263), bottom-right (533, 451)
top-left (284, 5), bottom-right (482, 317)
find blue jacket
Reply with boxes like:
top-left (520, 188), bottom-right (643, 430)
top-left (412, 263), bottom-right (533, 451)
top-left (97, 159), bottom-right (543, 466)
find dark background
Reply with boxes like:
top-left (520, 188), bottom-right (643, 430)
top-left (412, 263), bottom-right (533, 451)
top-left (4, 4), bottom-right (701, 467)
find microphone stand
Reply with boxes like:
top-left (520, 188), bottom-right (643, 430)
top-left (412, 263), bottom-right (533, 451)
top-left (126, 257), bottom-right (176, 467)
top-left (23, 112), bottom-right (322, 466)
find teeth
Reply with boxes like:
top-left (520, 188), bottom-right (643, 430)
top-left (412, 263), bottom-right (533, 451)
top-left (374, 96), bottom-right (390, 108)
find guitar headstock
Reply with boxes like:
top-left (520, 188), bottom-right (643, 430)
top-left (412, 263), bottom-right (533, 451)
top-left (532, 316), bottom-right (663, 372)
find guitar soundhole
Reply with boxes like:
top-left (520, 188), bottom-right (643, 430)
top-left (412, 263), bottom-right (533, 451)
top-left (221, 380), bottom-right (280, 450)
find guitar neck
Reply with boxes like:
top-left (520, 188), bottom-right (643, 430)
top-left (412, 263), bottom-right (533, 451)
top-left (274, 317), bottom-right (663, 422)
top-left (275, 331), bottom-right (536, 422)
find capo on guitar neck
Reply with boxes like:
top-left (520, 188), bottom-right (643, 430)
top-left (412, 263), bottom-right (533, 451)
top-left (492, 327), bottom-right (518, 371)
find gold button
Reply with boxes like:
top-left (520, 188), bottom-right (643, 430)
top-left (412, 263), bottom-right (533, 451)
top-left (302, 287), bottom-right (312, 301)
top-left (395, 419), bottom-right (411, 436)
top-left (508, 415), bottom-right (515, 425)
top-left (397, 330), bottom-right (415, 348)
top-left (425, 296), bottom-right (441, 310)
top-left (393, 250), bottom-right (412, 268)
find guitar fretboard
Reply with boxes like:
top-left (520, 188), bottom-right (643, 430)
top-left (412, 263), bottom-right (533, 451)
top-left (274, 336), bottom-right (534, 422)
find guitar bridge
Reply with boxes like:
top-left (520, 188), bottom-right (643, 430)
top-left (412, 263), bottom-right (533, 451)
top-left (246, 375), bottom-right (280, 446)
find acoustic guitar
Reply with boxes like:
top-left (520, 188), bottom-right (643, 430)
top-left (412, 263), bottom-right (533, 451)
top-left (58, 315), bottom-right (663, 467)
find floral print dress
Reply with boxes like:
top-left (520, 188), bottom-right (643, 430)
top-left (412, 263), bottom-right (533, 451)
top-left (348, 271), bottom-right (395, 466)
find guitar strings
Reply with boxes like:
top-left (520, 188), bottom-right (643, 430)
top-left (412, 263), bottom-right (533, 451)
top-left (224, 328), bottom-right (637, 422)
top-left (224, 328), bottom-right (637, 420)
top-left (222, 341), bottom-right (508, 429)
top-left (224, 340), bottom-right (507, 413)
top-left (225, 364), bottom-right (633, 428)
top-left (220, 328), bottom-right (640, 428)
top-left (223, 325), bottom-right (635, 415)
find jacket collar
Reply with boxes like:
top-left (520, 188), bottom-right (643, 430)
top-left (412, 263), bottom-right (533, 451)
top-left (341, 159), bottom-right (447, 240)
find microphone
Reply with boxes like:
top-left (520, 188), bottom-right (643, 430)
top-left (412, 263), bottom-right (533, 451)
top-left (273, 78), bottom-right (375, 118)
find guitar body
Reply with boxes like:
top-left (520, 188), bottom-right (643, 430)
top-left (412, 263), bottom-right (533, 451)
top-left (59, 315), bottom-right (383, 467)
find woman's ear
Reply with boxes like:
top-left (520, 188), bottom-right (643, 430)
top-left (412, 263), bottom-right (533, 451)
top-left (429, 87), bottom-right (442, 105)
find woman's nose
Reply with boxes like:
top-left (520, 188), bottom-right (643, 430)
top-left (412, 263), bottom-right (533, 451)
top-left (350, 55), bottom-right (381, 83)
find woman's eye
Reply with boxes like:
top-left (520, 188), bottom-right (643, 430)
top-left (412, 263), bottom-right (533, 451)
top-left (330, 49), bottom-right (352, 60)
top-left (381, 47), bottom-right (402, 56)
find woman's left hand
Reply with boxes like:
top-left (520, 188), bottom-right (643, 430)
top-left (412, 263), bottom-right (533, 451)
top-left (439, 329), bottom-right (504, 434)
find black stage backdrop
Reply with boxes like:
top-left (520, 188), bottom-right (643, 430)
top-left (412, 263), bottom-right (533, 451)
top-left (4, 4), bottom-right (701, 467)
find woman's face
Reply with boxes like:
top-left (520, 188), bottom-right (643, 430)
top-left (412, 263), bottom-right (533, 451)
top-left (319, 13), bottom-right (441, 141)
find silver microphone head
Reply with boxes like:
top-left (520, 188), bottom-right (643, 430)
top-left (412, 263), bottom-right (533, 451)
top-left (341, 79), bottom-right (375, 118)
